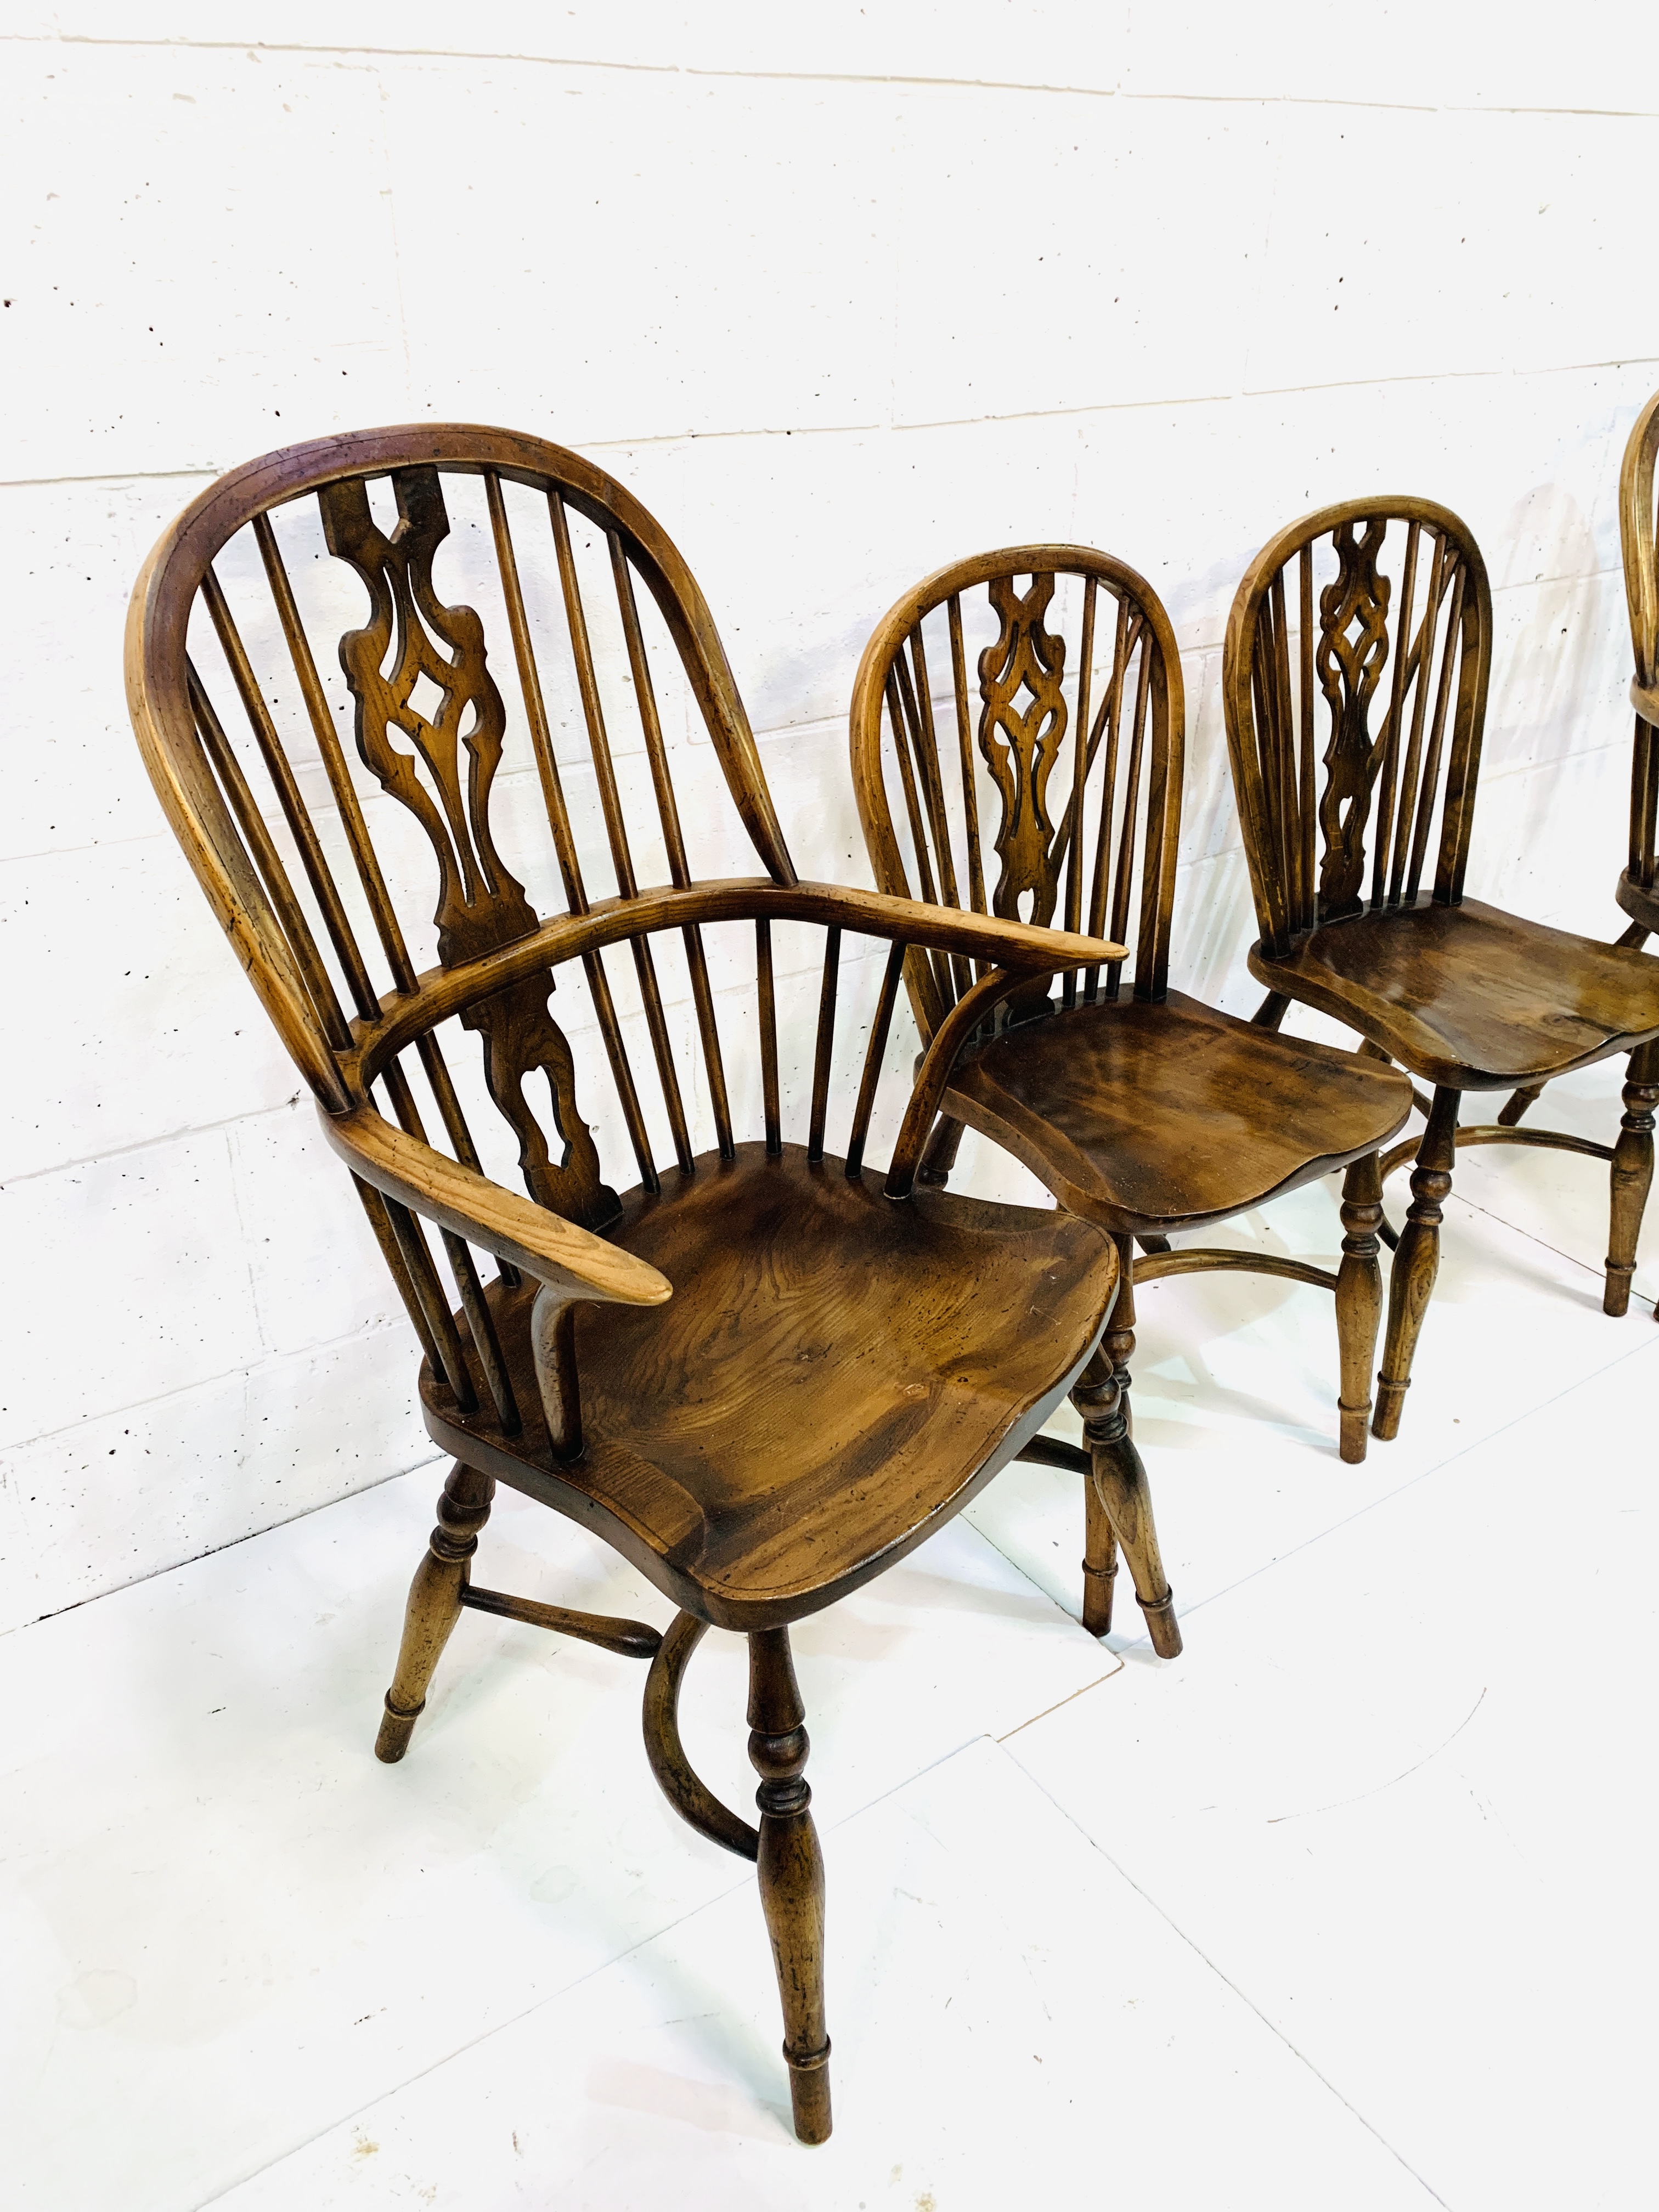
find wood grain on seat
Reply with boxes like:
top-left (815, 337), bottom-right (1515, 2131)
top-left (945, 991), bottom-right (1410, 1234)
top-left (421, 1144), bottom-right (1112, 1630)
top-left (1254, 895), bottom-right (1659, 1092)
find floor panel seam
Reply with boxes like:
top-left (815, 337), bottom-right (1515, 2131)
top-left (1002, 1747), bottom-right (1455, 2209)
top-left (182, 1731), bottom-right (999, 2208)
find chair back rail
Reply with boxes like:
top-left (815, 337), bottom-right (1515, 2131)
top-left (849, 546), bottom-right (1184, 1045)
top-left (1620, 390), bottom-right (1659, 891)
top-left (1221, 498), bottom-right (1492, 958)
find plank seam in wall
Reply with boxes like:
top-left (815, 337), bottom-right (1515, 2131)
top-left (4, 36), bottom-right (1657, 120)
top-left (4, 1317), bottom-right (426, 1459)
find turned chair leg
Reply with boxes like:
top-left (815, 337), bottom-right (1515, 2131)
top-left (1373, 1088), bottom-right (1460, 1442)
top-left (1070, 1310), bottom-right (1181, 1658)
top-left (748, 1628), bottom-right (831, 2145)
top-left (1334, 1150), bottom-right (1385, 1463)
top-left (1606, 1039), bottom-right (1659, 1317)
top-left (375, 1461), bottom-right (494, 1763)
top-left (915, 1114), bottom-right (966, 1189)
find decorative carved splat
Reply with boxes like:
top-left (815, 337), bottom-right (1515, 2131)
top-left (323, 468), bottom-right (616, 1230)
top-left (977, 573), bottom-right (1069, 928)
top-left (470, 978), bottom-right (618, 1229)
top-left (320, 467), bottom-right (534, 967)
top-left (1315, 520), bottom-right (1392, 917)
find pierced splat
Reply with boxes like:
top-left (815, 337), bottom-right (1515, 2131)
top-left (1314, 519), bottom-right (1392, 918)
top-left (977, 572), bottom-right (1069, 928)
top-left (323, 467), bottom-right (613, 1229)
top-left (321, 467), bottom-right (536, 966)
top-left (469, 978), bottom-right (617, 1230)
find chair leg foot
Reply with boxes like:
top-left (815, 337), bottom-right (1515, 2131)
top-left (748, 1628), bottom-right (831, 2145)
top-left (1335, 1150), bottom-right (1384, 1464)
top-left (1373, 1088), bottom-right (1460, 1443)
top-left (374, 1462), bottom-right (494, 1764)
top-left (1371, 1375), bottom-right (1409, 1442)
top-left (1606, 1042), bottom-right (1658, 1318)
top-left (374, 1700), bottom-right (423, 1764)
top-left (1081, 1471), bottom-right (1119, 1637)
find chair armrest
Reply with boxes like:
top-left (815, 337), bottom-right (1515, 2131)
top-left (794, 882), bottom-right (1128, 973)
top-left (318, 1103), bottom-right (671, 1308)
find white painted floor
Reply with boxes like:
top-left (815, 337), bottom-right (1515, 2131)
top-left (6, 1061), bottom-right (1657, 2210)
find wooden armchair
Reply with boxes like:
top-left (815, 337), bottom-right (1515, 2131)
top-left (125, 426), bottom-right (1129, 2144)
top-left (1223, 498), bottom-right (1659, 1439)
top-left (849, 549), bottom-right (1413, 1644)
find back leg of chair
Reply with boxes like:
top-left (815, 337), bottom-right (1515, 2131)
top-left (1497, 1082), bottom-right (1545, 1127)
top-left (1373, 1089), bottom-right (1461, 1441)
top-left (375, 1462), bottom-right (494, 1762)
top-left (1080, 1469), bottom-right (1119, 1637)
top-left (915, 1114), bottom-right (966, 1189)
top-left (1606, 1039), bottom-right (1659, 1317)
top-left (748, 1627), bottom-right (832, 2144)
top-left (1335, 1150), bottom-right (1385, 1463)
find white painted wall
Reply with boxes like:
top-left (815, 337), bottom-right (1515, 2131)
top-left (4, 1), bottom-right (1656, 1634)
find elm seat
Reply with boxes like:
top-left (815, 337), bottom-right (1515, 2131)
top-left (1253, 896), bottom-right (1659, 1094)
top-left (946, 991), bottom-right (1410, 1236)
top-left (422, 1144), bottom-right (1111, 1630)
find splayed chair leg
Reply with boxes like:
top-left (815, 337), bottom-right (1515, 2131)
top-left (375, 1461), bottom-right (494, 1762)
top-left (1373, 1088), bottom-right (1460, 1442)
top-left (1070, 1292), bottom-right (1181, 1658)
top-left (748, 1627), bottom-right (831, 2145)
top-left (1606, 1039), bottom-right (1659, 1317)
top-left (1334, 1150), bottom-right (1384, 1463)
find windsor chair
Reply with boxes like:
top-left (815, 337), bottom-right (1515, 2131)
top-left (1497, 390), bottom-right (1659, 1273)
top-left (125, 425), bottom-right (1129, 2145)
top-left (850, 548), bottom-right (1413, 1644)
top-left (1223, 497), bottom-right (1659, 1440)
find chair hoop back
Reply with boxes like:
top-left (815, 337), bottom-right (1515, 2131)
top-left (1222, 496), bottom-right (1492, 958)
top-left (850, 544), bottom-right (1184, 1042)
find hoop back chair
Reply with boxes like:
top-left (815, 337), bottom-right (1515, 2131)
top-left (125, 426), bottom-right (1128, 2143)
top-left (851, 549), bottom-right (1412, 1644)
top-left (1224, 497), bottom-right (1659, 1438)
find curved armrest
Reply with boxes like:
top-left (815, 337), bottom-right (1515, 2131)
top-left (795, 882), bottom-right (1128, 973)
top-left (318, 1103), bottom-right (672, 1308)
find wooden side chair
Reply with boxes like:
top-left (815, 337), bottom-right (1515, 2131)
top-left (1222, 498), bottom-right (1659, 1440)
top-left (1497, 388), bottom-right (1659, 1273)
top-left (125, 426), bottom-right (1130, 2144)
top-left (1615, 387), bottom-right (1659, 986)
top-left (849, 548), bottom-right (1414, 1649)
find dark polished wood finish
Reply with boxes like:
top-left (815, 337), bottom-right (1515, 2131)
top-left (1223, 496), bottom-right (1659, 1431)
top-left (850, 546), bottom-right (1412, 1624)
top-left (1616, 385), bottom-right (1659, 951)
top-left (127, 427), bottom-right (1129, 2143)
